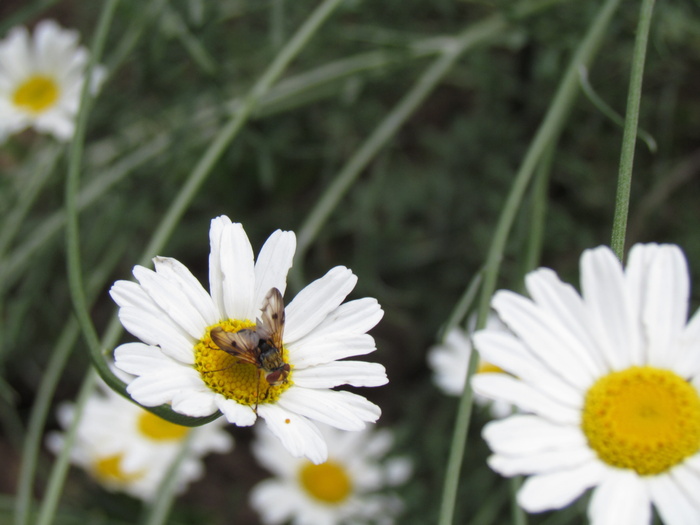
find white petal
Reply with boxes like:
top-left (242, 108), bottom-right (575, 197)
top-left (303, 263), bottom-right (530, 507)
top-left (127, 370), bottom-right (203, 409)
top-left (525, 268), bottom-right (606, 374)
top-left (215, 396), bottom-right (256, 427)
top-left (472, 374), bottom-right (580, 424)
top-left (293, 360), bottom-right (388, 388)
top-left (253, 229), bottom-right (296, 305)
top-left (171, 389), bottom-right (218, 417)
top-left (581, 246), bottom-right (641, 369)
top-left (299, 297), bottom-right (383, 338)
top-left (517, 461), bottom-right (606, 512)
top-left (113, 342), bottom-right (180, 376)
top-left (256, 403), bottom-right (328, 464)
top-left (588, 470), bottom-right (651, 525)
top-left (117, 307), bottom-right (195, 364)
top-left (488, 445), bottom-right (595, 476)
top-left (250, 481), bottom-right (298, 524)
top-left (642, 245), bottom-right (690, 368)
top-left (208, 216), bottom-right (230, 316)
top-left (473, 330), bottom-right (583, 407)
top-left (284, 266), bottom-right (357, 343)
top-left (483, 415), bottom-right (587, 456)
top-left (677, 308), bottom-right (700, 378)
top-left (648, 472), bottom-right (700, 525)
top-left (288, 334), bottom-right (377, 369)
top-left (219, 222), bottom-right (256, 320)
top-left (153, 256), bottom-right (219, 325)
top-left (132, 265), bottom-right (208, 339)
top-left (492, 290), bottom-right (598, 389)
top-left (277, 387), bottom-right (380, 430)
top-left (669, 462), bottom-right (700, 512)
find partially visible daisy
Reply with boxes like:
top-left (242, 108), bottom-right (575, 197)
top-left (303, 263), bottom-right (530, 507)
top-left (113, 216), bottom-right (387, 464)
top-left (427, 315), bottom-right (512, 417)
top-left (48, 386), bottom-right (232, 501)
top-left (473, 243), bottom-right (700, 525)
top-left (250, 423), bottom-right (411, 525)
top-left (0, 20), bottom-right (105, 141)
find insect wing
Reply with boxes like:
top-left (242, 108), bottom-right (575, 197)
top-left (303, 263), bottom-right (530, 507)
top-left (210, 326), bottom-right (260, 366)
top-left (258, 287), bottom-right (285, 349)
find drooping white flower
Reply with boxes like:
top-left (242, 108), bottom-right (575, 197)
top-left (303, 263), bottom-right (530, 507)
top-left (427, 315), bottom-right (512, 418)
top-left (250, 423), bottom-right (411, 525)
top-left (472, 243), bottom-right (700, 525)
top-left (0, 20), bottom-right (105, 141)
top-left (47, 386), bottom-right (232, 501)
top-left (112, 216), bottom-right (387, 464)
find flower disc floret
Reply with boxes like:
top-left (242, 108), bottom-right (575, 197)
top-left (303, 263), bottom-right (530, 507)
top-left (299, 460), bottom-right (353, 504)
top-left (13, 75), bottom-right (59, 112)
top-left (194, 320), bottom-right (292, 407)
top-left (582, 366), bottom-right (700, 475)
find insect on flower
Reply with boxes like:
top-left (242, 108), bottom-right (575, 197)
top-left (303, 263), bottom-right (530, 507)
top-left (210, 287), bottom-right (290, 386)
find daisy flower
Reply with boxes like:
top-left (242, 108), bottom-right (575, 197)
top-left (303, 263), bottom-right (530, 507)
top-left (427, 315), bottom-right (512, 417)
top-left (112, 216), bottom-right (387, 464)
top-left (250, 423), bottom-right (411, 525)
top-left (48, 386), bottom-right (232, 501)
top-left (472, 243), bottom-right (700, 525)
top-left (0, 20), bottom-right (105, 142)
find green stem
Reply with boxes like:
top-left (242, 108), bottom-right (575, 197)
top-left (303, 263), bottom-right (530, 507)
top-left (139, 432), bottom-right (194, 525)
top-left (609, 0), bottom-right (656, 260)
top-left (65, 0), bottom-right (345, 426)
top-left (440, 0), bottom-right (622, 523)
top-left (34, 372), bottom-right (97, 525)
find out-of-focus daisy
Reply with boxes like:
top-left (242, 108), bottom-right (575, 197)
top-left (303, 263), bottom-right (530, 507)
top-left (427, 315), bottom-right (512, 417)
top-left (113, 216), bottom-right (387, 464)
top-left (48, 387), bottom-right (232, 501)
top-left (250, 423), bottom-right (411, 525)
top-left (473, 243), bottom-right (700, 525)
top-left (0, 20), bottom-right (105, 142)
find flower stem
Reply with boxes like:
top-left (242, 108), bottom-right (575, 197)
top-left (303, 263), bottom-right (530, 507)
top-left (609, 0), bottom-right (656, 260)
top-left (439, 0), bottom-right (623, 523)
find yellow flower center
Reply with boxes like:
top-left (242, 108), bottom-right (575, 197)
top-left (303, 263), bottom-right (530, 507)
top-left (13, 75), bottom-right (60, 113)
top-left (582, 366), bottom-right (700, 475)
top-left (299, 460), bottom-right (353, 504)
top-left (137, 410), bottom-right (189, 441)
top-left (93, 453), bottom-right (145, 483)
top-left (194, 320), bottom-right (292, 406)
top-left (478, 360), bottom-right (504, 374)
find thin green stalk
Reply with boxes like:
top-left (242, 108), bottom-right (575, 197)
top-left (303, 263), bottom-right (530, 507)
top-left (65, 0), bottom-right (346, 426)
top-left (14, 243), bottom-right (124, 525)
top-left (610, 0), bottom-right (656, 260)
top-left (292, 16), bottom-right (508, 282)
top-left (139, 432), bottom-right (194, 525)
top-left (440, 1), bottom-right (623, 523)
top-left (34, 371), bottom-right (97, 525)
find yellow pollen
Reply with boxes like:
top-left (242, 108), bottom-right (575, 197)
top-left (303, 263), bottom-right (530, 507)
top-left (93, 454), bottom-right (145, 484)
top-left (299, 460), bottom-right (353, 504)
top-left (194, 320), bottom-right (292, 407)
top-left (582, 366), bottom-right (700, 475)
top-left (477, 360), bottom-right (504, 374)
top-left (137, 410), bottom-right (189, 441)
top-left (13, 75), bottom-right (60, 113)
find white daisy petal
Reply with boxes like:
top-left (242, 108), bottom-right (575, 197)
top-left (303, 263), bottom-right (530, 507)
top-left (117, 307), bottom-right (195, 364)
top-left (253, 229), bottom-right (296, 304)
top-left (517, 461), bottom-right (607, 513)
top-left (525, 268), bottom-right (607, 374)
top-left (588, 471), bottom-right (651, 525)
top-left (127, 369), bottom-right (203, 408)
top-left (472, 374), bottom-right (580, 424)
top-left (488, 445), bottom-right (596, 476)
top-left (257, 404), bottom-right (328, 464)
top-left (284, 266), bottom-right (358, 343)
top-left (207, 215), bottom-right (230, 316)
top-left (493, 291), bottom-right (597, 389)
top-left (132, 266), bottom-right (208, 339)
top-left (171, 389), bottom-right (218, 417)
top-left (483, 415), bottom-right (587, 456)
top-left (643, 245), bottom-right (690, 368)
top-left (219, 222), bottom-right (256, 320)
top-left (669, 462), bottom-right (700, 512)
top-left (473, 330), bottom-right (583, 407)
top-left (292, 360), bottom-right (388, 388)
top-left (277, 388), bottom-right (380, 431)
top-left (114, 342), bottom-right (179, 376)
top-left (581, 246), bottom-right (640, 369)
top-left (678, 309), bottom-right (700, 377)
top-left (287, 334), bottom-right (377, 369)
top-left (215, 396), bottom-right (257, 427)
top-left (153, 256), bottom-right (219, 325)
top-left (648, 472), bottom-right (700, 525)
